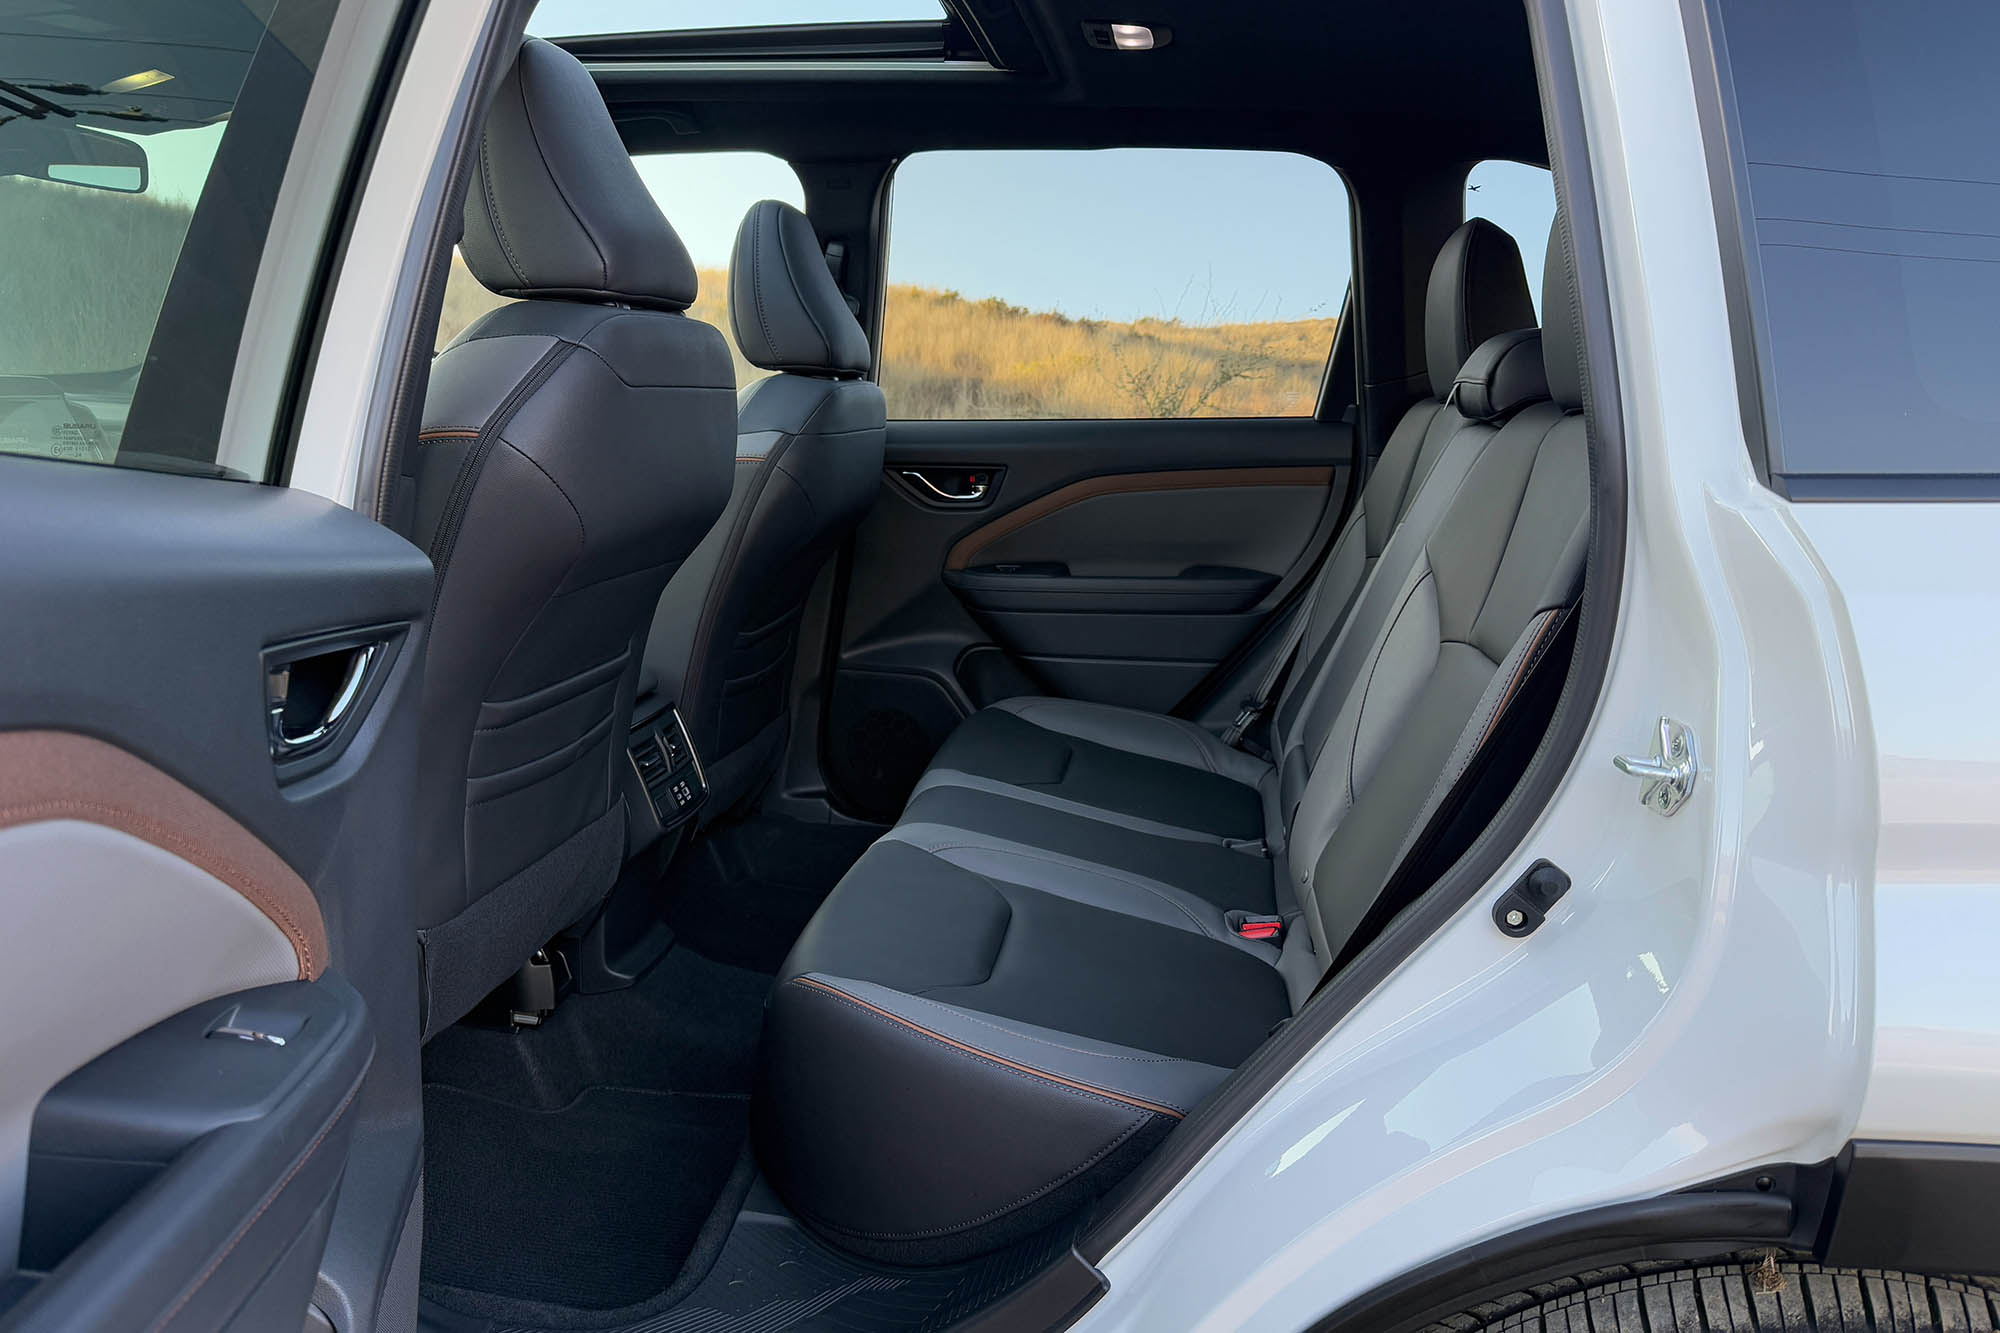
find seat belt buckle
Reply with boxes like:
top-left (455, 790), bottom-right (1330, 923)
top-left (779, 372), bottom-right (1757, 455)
top-left (1231, 698), bottom-right (1265, 733)
top-left (1228, 912), bottom-right (1285, 942)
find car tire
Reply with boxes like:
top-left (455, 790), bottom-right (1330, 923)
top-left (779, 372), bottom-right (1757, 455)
top-left (1419, 1255), bottom-right (2000, 1333)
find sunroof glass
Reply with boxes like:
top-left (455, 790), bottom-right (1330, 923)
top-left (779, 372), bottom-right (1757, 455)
top-left (527, 0), bottom-right (946, 38)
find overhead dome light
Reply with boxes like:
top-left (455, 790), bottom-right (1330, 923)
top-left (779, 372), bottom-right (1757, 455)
top-left (1082, 20), bottom-right (1172, 51)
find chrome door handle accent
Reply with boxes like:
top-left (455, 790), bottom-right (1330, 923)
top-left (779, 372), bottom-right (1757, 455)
top-left (901, 469), bottom-right (990, 503)
top-left (268, 642), bottom-right (376, 757)
top-left (209, 1023), bottom-right (288, 1047)
top-left (1613, 716), bottom-right (1699, 817)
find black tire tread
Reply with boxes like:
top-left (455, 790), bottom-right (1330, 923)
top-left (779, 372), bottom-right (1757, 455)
top-left (1421, 1255), bottom-right (2000, 1333)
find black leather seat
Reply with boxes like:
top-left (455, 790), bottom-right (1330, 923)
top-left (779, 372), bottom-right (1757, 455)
top-left (643, 199), bottom-right (886, 821)
top-left (753, 222), bottom-right (1582, 1267)
top-left (409, 38), bottom-right (736, 1035)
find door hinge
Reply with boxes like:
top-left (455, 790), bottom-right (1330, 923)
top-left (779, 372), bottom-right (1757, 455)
top-left (1613, 716), bottom-right (1699, 817)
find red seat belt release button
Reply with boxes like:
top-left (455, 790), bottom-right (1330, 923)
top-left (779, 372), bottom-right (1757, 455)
top-left (1233, 914), bottom-right (1284, 941)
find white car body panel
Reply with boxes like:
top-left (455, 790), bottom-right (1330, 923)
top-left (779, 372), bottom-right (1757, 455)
top-left (1083, 0), bottom-right (1882, 1326)
top-left (1797, 504), bottom-right (2000, 1144)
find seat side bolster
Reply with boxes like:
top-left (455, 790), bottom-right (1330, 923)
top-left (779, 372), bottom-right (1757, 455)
top-left (802, 975), bottom-right (1233, 1116)
top-left (756, 973), bottom-right (1225, 1262)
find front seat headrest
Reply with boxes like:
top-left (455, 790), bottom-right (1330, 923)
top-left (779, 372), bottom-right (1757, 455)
top-left (461, 38), bottom-right (699, 312)
top-left (730, 199), bottom-right (873, 378)
top-left (1425, 216), bottom-right (1537, 398)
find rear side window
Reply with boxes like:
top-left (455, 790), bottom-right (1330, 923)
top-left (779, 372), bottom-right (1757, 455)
top-left (1465, 160), bottom-right (1556, 320)
top-left (438, 151), bottom-right (805, 388)
top-left (881, 149), bottom-right (1350, 420)
top-left (0, 0), bottom-right (339, 479)
top-left (1705, 0), bottom-right (2000, 496)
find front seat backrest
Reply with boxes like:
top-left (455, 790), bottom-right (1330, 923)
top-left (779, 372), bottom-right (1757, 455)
top-left (411, 38), bottom-right (735, 1035)
top-left (643, 199), bottom-right (887, 820)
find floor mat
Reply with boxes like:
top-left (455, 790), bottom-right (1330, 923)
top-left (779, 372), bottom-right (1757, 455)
top-left (421, 948), bottom-right (773, 1322)
top-left (421, 815), bottom-right (885, 1323)
top-left (665, 816), bottom-right (883, 973)
top-left (420, 1180), bottom-right (1090, 1333)
top-left (422, 1084), bottom-right (746, 1312)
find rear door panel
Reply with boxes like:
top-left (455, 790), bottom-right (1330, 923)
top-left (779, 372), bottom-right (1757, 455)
top-left (825, 417), bottom-right (1350, 817)
top-left (0, 460), bottom-right (432, 1329)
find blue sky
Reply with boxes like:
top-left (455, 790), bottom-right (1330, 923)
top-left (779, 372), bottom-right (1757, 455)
top-left (541, 2), bottom-right (1558, 326)
top-left (528, 0), bottom-right (941, 36)
top-left (637, 150), bottom-right (1555, 326)
top-left (888, 149), bottom-right (1349, 323)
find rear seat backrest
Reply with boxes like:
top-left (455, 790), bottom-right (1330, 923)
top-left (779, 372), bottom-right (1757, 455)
top-left (1285, 225), bottom-right (1589, 977)
top-left (1269, 219), bottom-right (1536, 765)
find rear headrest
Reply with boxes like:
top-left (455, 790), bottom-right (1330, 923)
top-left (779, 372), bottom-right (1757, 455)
top-left (730, 200), bottom-right (872, 377)
top-left (1451, 327), bottom-right (1548, 422)
top-left (1541, 224), bottom-right (1585, 410)
top-left (461, 40), bottom-right (698, 312)
top-left (1425, 218), bottom-right (1537, 397)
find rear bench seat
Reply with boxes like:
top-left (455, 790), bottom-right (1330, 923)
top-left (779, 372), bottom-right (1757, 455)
top-left (753, 223), bottom-right (1589, 1264)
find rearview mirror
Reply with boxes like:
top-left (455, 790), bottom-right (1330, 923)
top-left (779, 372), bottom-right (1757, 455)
top-left (0, 121), bottom-right (148, 194)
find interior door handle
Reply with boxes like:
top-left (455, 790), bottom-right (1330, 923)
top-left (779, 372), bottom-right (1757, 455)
top-left (900, 468), bottom-right (993, 504)
top-left (266, 642), bottom-right (377, 758)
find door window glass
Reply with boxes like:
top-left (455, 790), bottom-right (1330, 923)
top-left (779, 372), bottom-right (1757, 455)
top-left (880, 149), bottom-right (1349, 420)
top-left (1708, 0), bottom-right (2000, 491)
top-left (0, 0), bottom-right (340, 477)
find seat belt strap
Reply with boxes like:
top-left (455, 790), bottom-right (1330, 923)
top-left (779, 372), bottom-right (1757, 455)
top-left (1223, 585), bottom-right (1320, 749)
top-left (1308, 597), bottom-right (1579, 997)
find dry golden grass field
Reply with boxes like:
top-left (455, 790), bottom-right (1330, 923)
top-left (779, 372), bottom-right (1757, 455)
top-left (441, 255), bottom-right (1334, 419)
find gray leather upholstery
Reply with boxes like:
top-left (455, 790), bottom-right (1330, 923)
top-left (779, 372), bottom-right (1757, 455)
top-left (1539, 226), bottom-right (1586, 411)
top-left (461, 38), bottom-right (699, 311)
top-left (754, 222), bottom-right (1586, 1265)
top-left (642, 203), bottom-right (885, 820)
top-left (1452, 327), bottom-right (1545, 421)
top-left (411, 40), bottom-right (734, 1036)
top-left (729, 199), bottom-right (873, 376)
top-left (1425, 215), bottom-right (1536, 395)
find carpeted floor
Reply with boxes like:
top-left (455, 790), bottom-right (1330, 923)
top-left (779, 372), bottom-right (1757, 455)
top-left (422, 1085), bottom-right (746, 1311)
top-left (419, 814), bottom-right (882, 1323)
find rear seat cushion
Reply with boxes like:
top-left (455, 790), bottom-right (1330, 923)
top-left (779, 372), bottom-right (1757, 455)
top-left (900, 782), bottom-right (1278, 914)
top-left (757, 974), bottom-right (1217, 1265)
top-left (758, 837), bottom-right (1288, 1260)
top-left (776, 839), bottom-right (1290, 1062)
top-left (920, 699), bottom-right (1268, 840)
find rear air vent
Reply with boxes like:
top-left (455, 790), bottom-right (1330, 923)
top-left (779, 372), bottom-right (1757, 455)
top-left (628, 707), bottom-right (706, 827)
